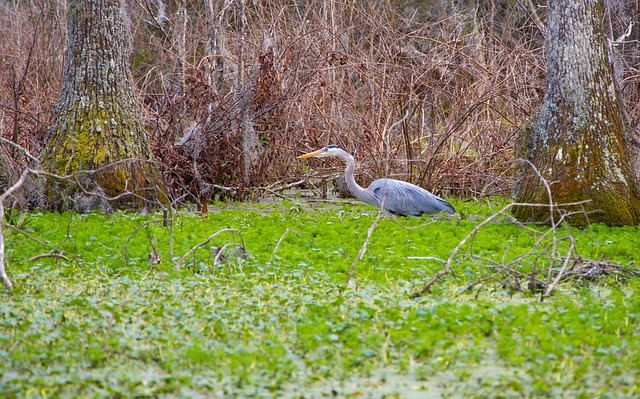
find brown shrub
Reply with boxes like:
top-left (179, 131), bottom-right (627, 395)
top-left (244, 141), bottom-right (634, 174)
top-left (2, 0), bottom-right (638, 205)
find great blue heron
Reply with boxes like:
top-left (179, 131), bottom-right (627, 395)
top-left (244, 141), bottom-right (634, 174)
top-left (298, 144), bottom-right (455, 216)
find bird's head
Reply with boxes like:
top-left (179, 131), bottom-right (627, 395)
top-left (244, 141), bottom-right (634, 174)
top-left (297, 144), bottom-right (350, 159)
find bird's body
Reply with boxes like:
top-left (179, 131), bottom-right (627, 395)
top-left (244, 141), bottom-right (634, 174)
top-left (298, 144), bottom-right (455, 216)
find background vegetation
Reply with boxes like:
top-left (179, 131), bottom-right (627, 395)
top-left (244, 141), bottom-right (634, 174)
top-left (4, 0), bottom-right (638, 201)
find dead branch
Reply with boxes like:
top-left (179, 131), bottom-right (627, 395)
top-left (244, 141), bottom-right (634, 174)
top-left (123, 219), bottom-right (164, 265)
top-left (254, 179), bottom-right (306, 199)
top-left (29, 250), bottom-right (70, 262)
top-left (35, 159), bottom-right (166, 208)
top-left (0, 138), bottom-right (38, 163)
top-left (173, 228), bottom-right (244, 270)
top-left (543, 235), bottom-right (575, 297)
top-left (213, 243), bottom-right (248, 269)
top-left (269, 228), bottom-right (299, 264)
top-left (411, 201), bottom-right (513, 297)
top-left (345, 210), bottom-right (383, 289)
top-left (0, 168), bottom-right (31, 290)
top-left (0, 161), bottom-right (170, 290)
top-left (562, 258), bottom-right (640, 281)
top-left (410, 200), bottom-right (592, 298)
top-left (411, 157), bottom-right (600, 298)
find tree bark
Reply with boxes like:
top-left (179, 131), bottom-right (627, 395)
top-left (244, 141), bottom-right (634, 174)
top-left (513, 0), bottom-right (640, 227)
top-left (205, 0), bottom-right (229, 97)
top-left (44, 0), bottom-right (162, 210)
top-left (236, 0), bottom-right (258, 187)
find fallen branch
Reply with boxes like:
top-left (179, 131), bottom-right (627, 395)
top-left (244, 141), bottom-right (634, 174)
top-left (410, 200), bottom-right (592, 298)
top-left (29, 250), bottom-right (71, 262)
top-left (213, 243), bottom-right (248, 269)
top-left (255, 179), bottom-right (306, 199)
top-left (410, 158), bottom-right (600, 298)
top-left (561, 258), bottom-right (640, 281)
top-left (173, 228), bottom-right (244, 270)
top-left (0, 137), bottom-right (38, 163)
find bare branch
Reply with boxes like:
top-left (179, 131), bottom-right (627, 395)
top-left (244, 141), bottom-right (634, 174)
top-left (213, 243), bottom-right (247, 269)
top-left (344, 210), bottom-right (383, 289)
top-left (269, 228), bottom-right (299, 264)
top-left (0, 138), bottom-right (38, 163)
top-left (29, 251), bottom-right (70, 262)
top-left (174, 228), bottom-right (244, 270)
top-left (410, 199), bottom-right (592, 298)
top-left (0, 168), bottom-right (31, 290)
top-left (543, 236), bottom-right (575, 297)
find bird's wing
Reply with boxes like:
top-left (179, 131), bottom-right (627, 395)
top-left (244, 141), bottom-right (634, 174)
top-left (368, 179), bottom-right (455, 216)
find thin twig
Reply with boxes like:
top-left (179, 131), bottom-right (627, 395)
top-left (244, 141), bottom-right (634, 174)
top-left (213, 243), bottom-right (247, 271)
top-left (124, 219), bottom-right (163, 265)
top-left (411, 202), bottom-right (515, 297)
top-left (269, 228), bottom-right (299, 264)
top-left (0, 168), bottom-right (31, 290)
top-left (255, 179), bottom-right (306, 198)
top-left (0, 138), bottom-right (38, 163)
top-left (462, 268), bottom-right (506, 293)
top-left (406, 256), bottom-right (446, 262)
top-left (174, 228), bottom-right (244, 270)
top-left (29, 251), bottom-right (71, 262)
top-left (543, 235), bottom-right (575, 297)
top-left (95, 242), bottom-right (127, 264)
top-left (345, 210), bottom-right (383, 288)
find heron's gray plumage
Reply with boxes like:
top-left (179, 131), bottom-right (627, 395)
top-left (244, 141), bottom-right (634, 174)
top-left (368, 178), bottom-right (455, 216)
top-left (298, 144), bottom-right (455, 216)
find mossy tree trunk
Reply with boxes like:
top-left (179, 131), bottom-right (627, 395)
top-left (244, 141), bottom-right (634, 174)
top-left (43, 0), bottom-right (161, 210)
top-left (513, 0), bottom-right (640, 227)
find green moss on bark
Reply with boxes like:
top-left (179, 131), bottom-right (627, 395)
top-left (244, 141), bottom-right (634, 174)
top-left (512, 0), bottom-right (640, 227)
top-left (513, 113), bottom-right (640, 227)
top-left (44, 104), bottom-right (158, 209)
top-left (43, 0), bottom-right (163, 211)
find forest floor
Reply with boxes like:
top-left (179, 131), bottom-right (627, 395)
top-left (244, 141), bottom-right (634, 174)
top-left (1, 198), bottom-right (639, 398)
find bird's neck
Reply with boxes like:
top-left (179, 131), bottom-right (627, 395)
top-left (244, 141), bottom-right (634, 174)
top-left (344, 154), bottom-right (360, 191)
top-left (343, 155), bottom-right (378, 206)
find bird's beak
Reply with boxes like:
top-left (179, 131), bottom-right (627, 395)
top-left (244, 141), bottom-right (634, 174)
top-left (297, 149), bottom-right (323, 159)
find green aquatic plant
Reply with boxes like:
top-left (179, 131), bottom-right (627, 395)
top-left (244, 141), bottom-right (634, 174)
top-left (1, 200), bottom-right (639, 398)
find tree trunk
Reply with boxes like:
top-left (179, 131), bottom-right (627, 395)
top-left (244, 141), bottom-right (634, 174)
top-left (513, 0), bottom-right (640, 227)
top-left (176, 0), bottom-right (187, 115)
top-left (236, 0), bottom-right (258, 187)
top-left (44, 0), bottom-right (162, 210)
top-left (205, 0), bottom-right (228, 98)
